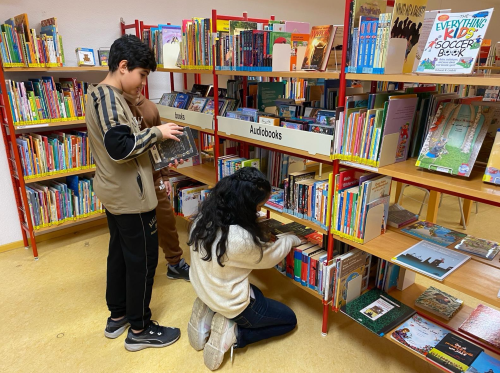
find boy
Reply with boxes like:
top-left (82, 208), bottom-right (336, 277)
top-left (85, 35), bottom-right (183, 351)
top-left (124, 92), bottom-right (190, 281)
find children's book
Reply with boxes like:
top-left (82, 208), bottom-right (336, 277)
top-left (98, 48), bottom-right (110, 66)
top-left (150, 127), bottom-right (199, 171)
top-left (302, 25), bottom-right (335, 71)
top-left (388, 204), bottom-right (418, 228)
top-left (392, 241), bottom-right (471, 281)
top-left (414, 286), bottom-right (463, 320)
top-left (483, 129), bottom-right (500, 185)
top-left (465, 352), bottom-right (500, 373)
top-left (75, 48), bottom-right (95, 66)
top-left (401, 221), bottom-right (466, 247)
top-left (188, 97), bottom-right (208, 112)
top-left (172, 93), bottom-right (191, 109)
top-left (426, 333), bottom-right (483, 373)
top-left (455, 236), bottom-right (500, 261)
top-left (265, 187), bottom-right (285, 212)
top-left (416, 9), bottom-right (494, 74)
top-left (459, 304), bottom-right (500, 350)
top-left (391, 313), bottom-right (449, 356)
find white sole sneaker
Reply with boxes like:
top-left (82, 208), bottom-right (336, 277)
top-left (104, 322), bottom-right (130, 339)
top-left (203, 314), bottom-right (237, 371)
top-left (188, 298), bottom-right (214, 351)
top-left (124, 334), bottom-right (180, 352)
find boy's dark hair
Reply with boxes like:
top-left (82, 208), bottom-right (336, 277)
top-left (108, 35), bottom-right (157, 73)
top-left (188, 167), bottom-right (271, 267)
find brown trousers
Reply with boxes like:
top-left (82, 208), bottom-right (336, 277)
top-left (154, 176), bottom-right (183, 265)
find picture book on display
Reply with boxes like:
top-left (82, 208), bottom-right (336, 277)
top-left (484, 129), bottom-right (500, 185)
top-left (391, 314), bottom-right (450, 356)
top-left (392, 241), bottom-right (471, 281)
top-left (401, 221), bottom-right (467, 247)
top-left (340, 288), bottom-right (416, 337)
top-left (388, 204), bottom-right (418, 228)
top-left (466, 352), bottom-right (500, 373)
top-left (459, 304), bottom-right (500, 350)
top-left (416, 102), bottom-right (494, 177)
top-left (302, 25), bottom-right (335, 71)
top-left (150, 127), bottom-right (199, 171)
top-left (414, 286), bottom-right (463, 320)
top-left (455, 236), bottom-right (500, 261)
top-left (426, 333), bottom-right (483, 373)
top-left (416, 9), bottom-right (494, 74)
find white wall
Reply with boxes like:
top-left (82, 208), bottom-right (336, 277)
top-left (1, 0), bottom-right (498, 245)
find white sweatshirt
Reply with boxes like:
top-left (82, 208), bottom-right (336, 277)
top-left (189, 224), bottom-right (301, 319)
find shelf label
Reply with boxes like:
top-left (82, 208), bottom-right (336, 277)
top-left (218, 116), bottom-right (332, 157)
top-left (15, 123), bottom-right (50, 129)
top-left (156, 105), bottom-right (213, 131)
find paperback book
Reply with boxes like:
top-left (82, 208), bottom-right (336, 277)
top-left (302, 25), bottom-right (335, 71)
top-left (459, 304), bottom-right (500, 350)
top-left (455, 236), bottom-right (500, 261)
top-left (414, 286), bottom-right (463, 320)
top-left (466, 352), bottom-right (500, 373)
top-left (427, 333), bottom-right (483, 373)
top-left (401, 221), bottom-right (467, 247)
top-left (149, 127), bottom-right (199, 171)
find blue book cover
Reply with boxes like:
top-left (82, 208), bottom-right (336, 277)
top-left (173, 93), bottom-right (190, 109)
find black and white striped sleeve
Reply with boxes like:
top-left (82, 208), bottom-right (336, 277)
top-left (91, 86), bottom-right (163, 163)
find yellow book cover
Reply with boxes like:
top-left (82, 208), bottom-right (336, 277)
top-left (353, 0), bottom-right (387, 28)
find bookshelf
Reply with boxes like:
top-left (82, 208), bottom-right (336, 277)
top-left (170, 163), bottom-right (217, 187)
top-left (215, 70), bottom-right (340, 79)
top-left (13, 119), bottom-right (87, 132)
top-left (347, 73), bottom-right (500, 86)
top-left (23, 168), bottom-right (97, 183)
top-left (28, 212), bottom-right (106, 236)
top-left (157, 67), bottom-right (213, 75)
top-left (4, 66), bottom-right (108, 72)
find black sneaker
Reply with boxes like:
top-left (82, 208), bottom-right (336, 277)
top-left (167, 258), bottom-right (190, 281)
top-left (104, 317), bottom-right (130, 339)
top-left (124, 321), bottom-right (180, 352)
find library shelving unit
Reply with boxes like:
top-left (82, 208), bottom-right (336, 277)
top-left (147, 5), bottom-right (500, 368)
top-left (0, 62), bottom-right (108, 259)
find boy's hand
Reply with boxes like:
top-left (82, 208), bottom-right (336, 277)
top-left (158, 123), bottom-right (183, 141)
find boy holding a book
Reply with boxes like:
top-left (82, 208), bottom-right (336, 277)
top-left (85, 34), bottom-right (184, 351)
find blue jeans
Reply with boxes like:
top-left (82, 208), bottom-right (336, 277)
top-left (231, 284), bottom-right (297, 348)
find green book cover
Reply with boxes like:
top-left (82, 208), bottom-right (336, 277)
top-left (269, 31), bottom-right (291, 54)
top-left (257, 82), bottom-right (285, 111)
top-left (340, 288), bottom-right (415, 336)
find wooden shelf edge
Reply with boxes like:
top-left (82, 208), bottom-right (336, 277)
top-left (157, 67), bottom-right (213, 74)
top-left (275, 269), bottom-right (323, 300)
top-left (170, 163), bottom-right (217, 187)
top-left (159, 117), bottom-right (214, 134)
top-left (4, 66), bottom-right (108, 72)
top-left (346, 72), bottom-right (500, 85)
top-left (24, 168), bottom-right (96, 184)
top-left (33, 212), bottom-right (106, 236)
top-left (215, 70), bottom-right (340, 79)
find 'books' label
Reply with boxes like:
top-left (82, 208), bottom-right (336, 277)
top-left (175, 112), bottom-right (186, 120)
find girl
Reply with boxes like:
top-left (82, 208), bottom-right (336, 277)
top-left (187, 167), bottom-right (301, 370)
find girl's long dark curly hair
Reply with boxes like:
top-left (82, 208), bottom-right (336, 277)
top-left (187, 167), bottom-right (271, 267)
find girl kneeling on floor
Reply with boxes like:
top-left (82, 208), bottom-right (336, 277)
top-left (187, 167), bottom-right (300, 370)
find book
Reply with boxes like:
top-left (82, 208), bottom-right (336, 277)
top-left (466, 352), bottom-right (500, 373)
top-left (188, 97), bottom-right (208, 112)
top-left (302, 25), bottom-right (335, 71)
top-left (391, 313), bottom-right (450, 356)
top-left (388, 204), bottom-right (418, 228)
top-left (172, 93), bottom-right (191, 109)
top-left (416, 9), bottom-right (494, 74)
top-left (415, 286), bottom-right (463, 320)
top-left (459, 304), bottom-right (500, 350)
top-left (265, 187), bottom-right (284, 213)
top-left (455, 236), bottom-right (500, 261)
top-left (98, 48), bottom-right (109, 66)
top-left (149, 127), bottom-right (199, 171)
top-left (75, 48), bottom-right (95, 66)
top-left (340, 288), bottom-right (416, 336)
top-left (427, 333), bottom-right (483, 373)
top-left (392, 241), bottom-right (471, 282)
top-left (483, 129), bottom-right (500, 185)
top-left (401, 221), bottom-right (467, 247)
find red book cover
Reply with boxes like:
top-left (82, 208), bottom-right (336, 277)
top-left (459, 304), bottom-right (500, 349)
top-left (309, 255), bottom-right (318, 288)
top-left (285, 250), bottom-right (294, 279)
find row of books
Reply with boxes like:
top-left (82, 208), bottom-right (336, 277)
top-left (1, 14), bottom-right (64, 67)
top-left (168, 172), bottom-right (209, 218)
top-left (16, 131), bottom-right (94, 179)
top-left (216, 155), bottom-right (260, 180)
top-left (23, 176), bottom-right (103, 230)
top-left (180, 17), bottom-right (213, 70)
top-left (159, 91), bottom-right (239, 117)
top-left (6, 77), bottom-right (87, 125)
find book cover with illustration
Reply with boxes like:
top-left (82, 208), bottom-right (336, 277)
top-left (390, 0), bottom-right (428, 73)
top-left (335, 249), bottom-right (372, 310)
top-left (353, 0), bottom-right (387, 28)
top-left (229, 21), bottom-right (257, 36)
top-left (466, 352), bottom-right (500, 373)
top-left (302, 25), bottom-right (335, 71)
top-left (427, 333), bottom-right (483, 373)
top-left (172, 93), bottom-right (191, 109)
top-left (188, 97), bottom-right (208, 112)
top-left (150, 127), bottom-right (199, 171)
top-left (391, 313), bottom-right (449, 356)
top-left (415, 286), bottom-right (463, 320)
top-left (455, 235), bottom-right (500, 260)
top-left (416, 9), bottom-right (494, 74)
top-left (340, 288), bottom-right (416, 336)
top-left (484, 129), bottom-right (500, 185)
top-left (270, 32), bottom-right (291, 54)
top-left (459, 304), bottom-right (500, 350)
top-left (401, 221), bottom-right (466, 247)
top-left (392, 241), bottom-right (471, 281)
top-left (265, 187), bottom-right (284, 212)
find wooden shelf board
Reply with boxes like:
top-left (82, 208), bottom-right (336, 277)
top-left (170, 163), bottom-right (216, 186)
top-left (265, 208), bottom-right (328, 235)
top-left (24, 168), bottom-right (96, 184)
top-left (218, 131), bottom-right (332, 163)
top-left (4, 66), bottom-right (108, 72)
top-left (14, 119), bottom-right (86, 132)
top-left (216, 70), bottom-right (340, 79)
top-left (347, 73), bottom-right (500, 86)
top-left (157, 67), bottom-right (213, 74)
top-left (276, 269), bottom-right (323, 300)
top-left (33, 213), bottom-right (106, 236)
top-left (159, 117), bottom-right (214, 134)
top-left (332, 229), bottom-right (500, 308)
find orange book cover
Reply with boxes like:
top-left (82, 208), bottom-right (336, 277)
top-left (302, 25), bottom-right (335, 71)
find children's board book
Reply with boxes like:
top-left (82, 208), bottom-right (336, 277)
top-left (416, 8), bottom-right (494, 74)
top-left (455, 236), bottom-right (500, 261)
top-left (150, 127), bottom-right (199, 171)
top-left (465, 352), bottom-right (500, 373)
top-left (302, 25), bottom-right (335, 71)
top-left (426, 333), bottom-right (483, 373)
top-left (416, 102), bottom-right (493, 177)
top-left (340, 288), bottom-right (416, 337)
top-left (414, 286), bottom-right (463, 320)
top-left (75, 48), bottom-right (95, 66)
top-left (98, 48), bottom-right (110, 66)
top-left (391, 313), bottom-right (449, 356)
top-left (483, 129), bottom-right (500, 185)
top-left (401, 221), bottom-right (466, 247)
top-left (392, 241), bottom-right (470, 281)
top-left (459, 304), bottom-right (500, 350)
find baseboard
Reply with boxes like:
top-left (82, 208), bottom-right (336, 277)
top-left (0, 219), bottom-right (108, 254)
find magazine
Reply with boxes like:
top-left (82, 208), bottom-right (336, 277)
top-left (149, 127), bottom-right (199, 171)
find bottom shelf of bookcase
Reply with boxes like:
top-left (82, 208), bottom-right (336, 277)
top-left (24, 212), bottom-right (107, 236)
top-left (275, 269), bottom-right (323, 301)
